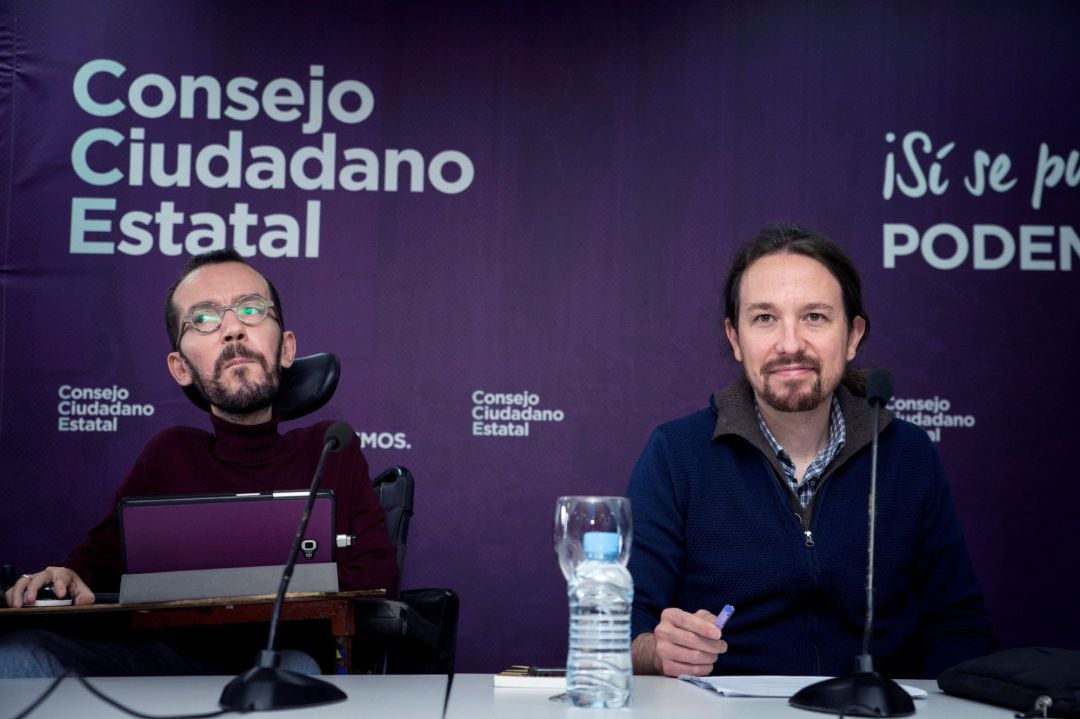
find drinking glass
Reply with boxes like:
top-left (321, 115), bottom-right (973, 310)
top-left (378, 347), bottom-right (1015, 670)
top-left (553, 496), bottom-right (632, 580)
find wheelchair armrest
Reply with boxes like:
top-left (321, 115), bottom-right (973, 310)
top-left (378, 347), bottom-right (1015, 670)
top-left (352, 587), bottom-right (459, 674)
top-left (353, 597), bottom-right (440, 650)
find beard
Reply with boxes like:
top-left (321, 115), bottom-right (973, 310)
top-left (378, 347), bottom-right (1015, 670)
top-left (753, 352), bottom-right (832, 413)
top-left (185, 340), bottom-right (281, 416)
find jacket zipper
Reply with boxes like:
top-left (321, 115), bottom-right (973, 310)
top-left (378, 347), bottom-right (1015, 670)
top-left (768, 457), bottom-right (826, 676)
top-left (791, 486), bottom-right (818, 548)
top-left (759, 454), bottom-right (822, 548)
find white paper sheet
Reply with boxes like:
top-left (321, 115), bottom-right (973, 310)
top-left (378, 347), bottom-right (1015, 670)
top-left (679, 675), bottom-right (928, 699)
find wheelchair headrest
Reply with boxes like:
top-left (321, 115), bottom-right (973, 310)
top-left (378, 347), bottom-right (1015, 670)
top-left (181, 352), bottom-right (340, 421)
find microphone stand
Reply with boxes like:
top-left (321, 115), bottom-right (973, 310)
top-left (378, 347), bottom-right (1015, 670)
top-left (789, 371), bottom-right (915, 717)
top-left (219, 424), bottom-right (352, 711)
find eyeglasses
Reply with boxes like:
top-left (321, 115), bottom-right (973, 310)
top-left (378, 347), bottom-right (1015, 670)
top-left (178, 295), bottom-right (278, 340)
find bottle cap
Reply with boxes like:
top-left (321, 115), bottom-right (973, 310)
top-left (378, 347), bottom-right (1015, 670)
top-left (582, 531), bottom-right (620, 560)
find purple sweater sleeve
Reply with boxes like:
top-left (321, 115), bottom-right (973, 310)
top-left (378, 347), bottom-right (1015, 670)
top-left (61, 450), bottom-right (158, 592)
top-left (326, 434), bottom-right (401, 595)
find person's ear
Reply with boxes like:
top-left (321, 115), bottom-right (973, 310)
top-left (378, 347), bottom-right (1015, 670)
top-left (279, 330), bottom-right (297, 369)
top-left (167, 351), bottom-right (194, 386)
top-left (846, 316), bottom-right (867, 361)
top-left (724, 318), bottom-right (743, 362)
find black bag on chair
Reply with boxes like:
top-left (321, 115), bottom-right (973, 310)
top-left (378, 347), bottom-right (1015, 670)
top-left (938, 647), bottom-right (1080, 717)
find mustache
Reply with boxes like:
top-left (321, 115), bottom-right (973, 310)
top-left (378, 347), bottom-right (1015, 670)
top-left (214, 343), bottom-right (270, 378)
top-left (762, 353), bottom-right (821, 374)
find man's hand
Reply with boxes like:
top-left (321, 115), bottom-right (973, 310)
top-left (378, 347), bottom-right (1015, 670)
top-left (632, 608), bottom-right (727, 676)
top-left (4, 566), bottom-right (95, 608)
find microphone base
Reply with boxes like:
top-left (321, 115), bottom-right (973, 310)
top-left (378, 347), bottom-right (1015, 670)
top-left (219, 652), bottom-right (346, 712)
top-left (789, 656), bottom-right (915, 717)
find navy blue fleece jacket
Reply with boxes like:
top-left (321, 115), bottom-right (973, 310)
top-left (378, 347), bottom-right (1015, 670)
top-left (627, 377), bottom-right (995, 678)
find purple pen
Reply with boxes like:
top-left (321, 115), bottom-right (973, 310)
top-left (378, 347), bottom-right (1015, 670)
top-left (714, 604), bottom-right (735, 629)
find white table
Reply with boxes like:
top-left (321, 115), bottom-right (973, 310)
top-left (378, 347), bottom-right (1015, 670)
top-left (0, 674), bottom-right (1011, 719)
top-left (0, 674), bottom-right (449, 718)
top-left (446, 675), bottom-right (1009, 719)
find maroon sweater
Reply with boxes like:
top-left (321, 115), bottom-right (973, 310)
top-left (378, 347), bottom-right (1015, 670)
top-left (63, 412), bottom-right (400, 595)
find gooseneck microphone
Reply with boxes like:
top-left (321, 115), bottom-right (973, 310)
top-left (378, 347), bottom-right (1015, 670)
top-left (790, 368), bottom-right (915, 717)
top-left (862, 368), bottom-right (894, 659)
top-left (219, 421), bottom-right (354, 712)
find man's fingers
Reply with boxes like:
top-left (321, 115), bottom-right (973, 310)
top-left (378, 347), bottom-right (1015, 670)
top-left (5, 567), bottom-right (94, 607)
top-left (17, 573), bottom-right (42, 605)
top-left (72, 588), bottom-right (96, 606)
top-left (658, 654), bottom-right (715, 677)
top-left (67, 576), bottom-right (96, 606)
top-left (693, 608), bottom-right (720, 623)
top-left (656, 639), bottom-right (720, 666)
top-left (657, 609), bottom-right (723, 645)
top-left (663, 607), bottom-right (722, 639)
top-left (654, 638), bottom-right (728, 677)
top-left (657, 622), bottom-right (723, 653)
top-left (3, 570), bottom-right (52, 607)
top-left (650, 607), bottom-right (731, 677)
top-left (45, 569), bottom-right (94, 605)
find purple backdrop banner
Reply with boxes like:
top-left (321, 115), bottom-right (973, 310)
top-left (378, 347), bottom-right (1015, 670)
top-left (1, 0), bottom-right (1077, 672)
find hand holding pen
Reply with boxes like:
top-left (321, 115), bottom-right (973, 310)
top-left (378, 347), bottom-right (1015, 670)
top-left (644, 605), bottom-right (733, 677)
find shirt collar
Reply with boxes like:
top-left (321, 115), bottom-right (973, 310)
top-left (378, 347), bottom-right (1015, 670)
top-left (753, 395), bottom-right (846, 469)
top-left (711, 374), bottom-right (891, 487)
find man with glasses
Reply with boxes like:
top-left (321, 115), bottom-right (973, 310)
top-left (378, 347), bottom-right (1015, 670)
top-left (1, 250), bottom-right (399, 676)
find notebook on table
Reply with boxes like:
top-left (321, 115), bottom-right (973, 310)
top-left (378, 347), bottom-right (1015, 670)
top-left (117, 490), bottom-right (338, 602)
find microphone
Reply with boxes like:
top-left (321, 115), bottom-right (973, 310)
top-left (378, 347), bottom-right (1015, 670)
top-left (790, 369), bottom-right (915, 717)
top-left (866, 367), bottom-right (894, 408)
top-left (219, 421), bottom-right (354, 712)
top-left (323, 420), bottom-right (355, 453)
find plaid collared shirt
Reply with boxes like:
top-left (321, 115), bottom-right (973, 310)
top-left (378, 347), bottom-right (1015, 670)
top-left (755, 395), bottom-right (846, 510)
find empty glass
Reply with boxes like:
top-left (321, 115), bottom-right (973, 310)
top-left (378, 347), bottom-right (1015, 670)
top-left (553, 496), bottom-right (632, 581)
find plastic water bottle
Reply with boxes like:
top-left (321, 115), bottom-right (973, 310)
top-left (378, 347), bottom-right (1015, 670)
top-left (567, 531), bottom-right (633, 708)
